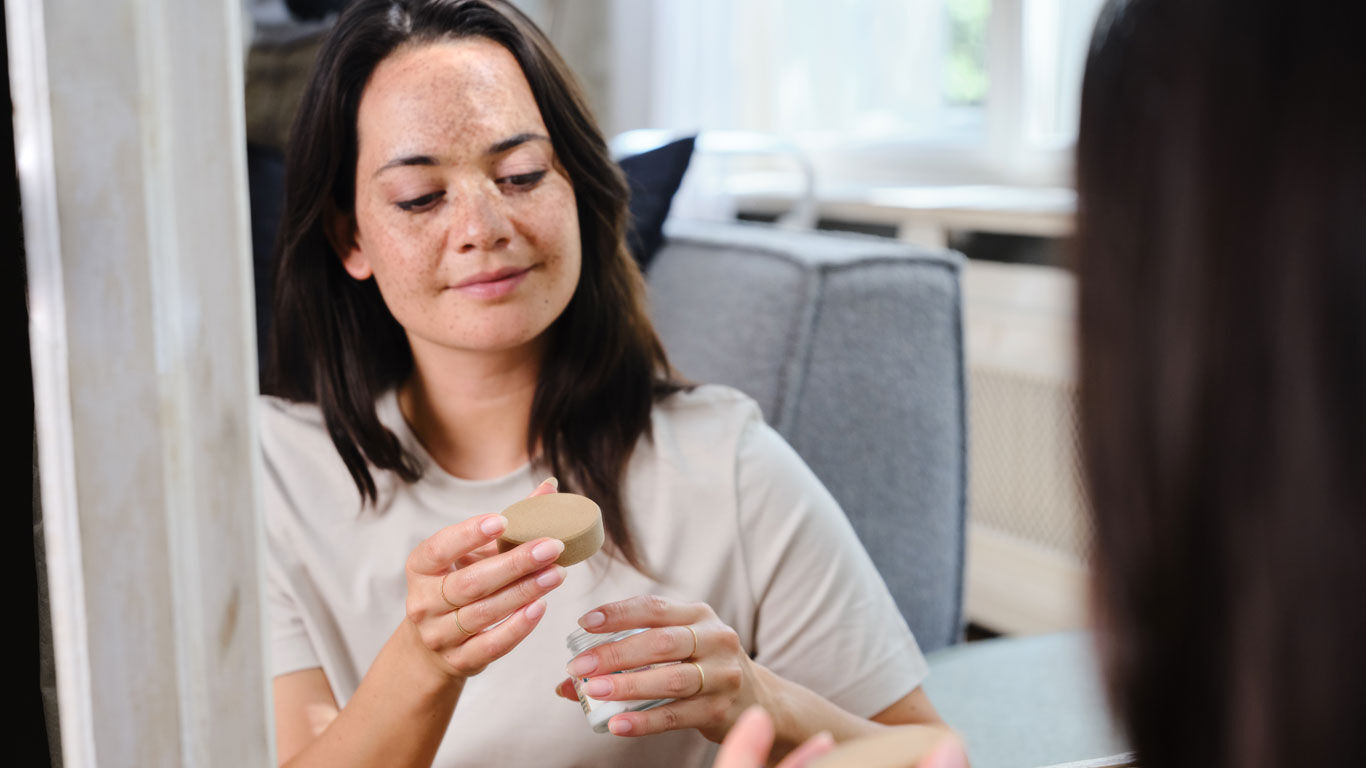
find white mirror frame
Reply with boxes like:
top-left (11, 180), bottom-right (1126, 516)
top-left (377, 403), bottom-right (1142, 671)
top-left (9, 0), bottom-right (272, 763)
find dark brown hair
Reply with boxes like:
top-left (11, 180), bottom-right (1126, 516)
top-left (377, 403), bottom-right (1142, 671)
top-left (1076, 2), bottom-right (1366, 767)
top-left (264, 0), bottom-right (684, 570)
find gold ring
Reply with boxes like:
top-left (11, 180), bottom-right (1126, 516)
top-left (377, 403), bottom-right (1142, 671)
top-left (440, 571), bottom-right (460, 610)
top-left (686, 625), bottom-right (700, 658)
top-left (441, 572), bottom-right (475, 636)
top-left (690, 661), bottom-right (705, 697)
top-left (453, 606), bottom-right (475, 636)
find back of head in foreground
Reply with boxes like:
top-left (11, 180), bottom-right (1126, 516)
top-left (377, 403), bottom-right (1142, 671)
top-left (1075, 2), bottom-right (1366, 767)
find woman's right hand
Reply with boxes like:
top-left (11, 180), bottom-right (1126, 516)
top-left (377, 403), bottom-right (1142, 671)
top-left (404, 478), bottom-right (567, 679)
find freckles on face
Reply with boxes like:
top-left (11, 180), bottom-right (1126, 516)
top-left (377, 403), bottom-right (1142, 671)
top-left (345, 37), bottom-right (583, 355)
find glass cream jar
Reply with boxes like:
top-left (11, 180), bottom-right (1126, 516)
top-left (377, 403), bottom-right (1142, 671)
top-left (566, 627), bottom-right (675, 733)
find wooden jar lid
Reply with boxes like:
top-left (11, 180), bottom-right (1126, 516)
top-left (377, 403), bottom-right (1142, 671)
top-left (497, 493), bottom-right (604, 566)
top-left (808, 728), bottom-right (956, 768)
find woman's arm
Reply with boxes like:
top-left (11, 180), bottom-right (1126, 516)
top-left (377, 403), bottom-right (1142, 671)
top-left (275, 482), bottom-right (567, 767)
top-left (275, 670), bottom-right (340, 763)
top-left (275, 622), bottom-right (463, 767)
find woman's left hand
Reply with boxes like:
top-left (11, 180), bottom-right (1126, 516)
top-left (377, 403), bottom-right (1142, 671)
top-left (554, 595), bottom-right (775, 741)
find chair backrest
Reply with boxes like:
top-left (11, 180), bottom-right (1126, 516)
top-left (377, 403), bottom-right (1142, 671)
top-left (647, 220), bottom-right (967, 651)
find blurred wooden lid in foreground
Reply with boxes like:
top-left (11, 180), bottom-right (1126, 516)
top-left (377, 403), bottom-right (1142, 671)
top-left (808, 728), bottom-right (952, 768)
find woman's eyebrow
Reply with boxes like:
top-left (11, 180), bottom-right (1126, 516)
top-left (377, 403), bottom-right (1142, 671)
top-left (373, 133), bottom-right (550, 178)
top-left (374, 155), bottom-right (437, 178)
top-left (486, 132), bottom-right (550, 156)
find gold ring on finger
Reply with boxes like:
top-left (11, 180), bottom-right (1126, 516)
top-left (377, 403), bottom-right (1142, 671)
top-left (685, 625), bottom-right (700, 658)
top-left (690, 661), bottom-right (705, 697)
top-left (440, 571), bottom-right (460, 611)
top-left (453, 605), bottom-right (475, 636)
top-left (441, 572), bottom-right (474, 635)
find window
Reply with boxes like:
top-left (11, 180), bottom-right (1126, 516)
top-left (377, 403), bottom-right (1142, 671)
top-left (945, 0), bottom-right (991, 108)
top-left (1021, 0), bottom-right (1107, 147)
top-left (618, 0), bottom-right (1106, 187)
top-left (651, 0), bottom-right (989, 145)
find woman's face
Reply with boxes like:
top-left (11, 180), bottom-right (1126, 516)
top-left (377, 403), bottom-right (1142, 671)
top-left (340, 38), bottom-right (581, 358)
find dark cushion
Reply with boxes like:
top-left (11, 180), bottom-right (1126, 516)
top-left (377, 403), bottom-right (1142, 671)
top-left (619, 135), bottom-right (695, 270)
top-left (284, 0), bottom-right (349, 21)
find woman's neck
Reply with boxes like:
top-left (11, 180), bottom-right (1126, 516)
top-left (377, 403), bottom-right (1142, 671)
top-left (399, 337), bottom-right (543, 481)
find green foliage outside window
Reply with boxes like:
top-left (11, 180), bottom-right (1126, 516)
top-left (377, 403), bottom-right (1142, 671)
top-left (945, 0), bottom-right (989, 105)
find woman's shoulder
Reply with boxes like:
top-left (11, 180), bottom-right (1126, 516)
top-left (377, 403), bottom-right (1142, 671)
top-left (258, 395), bottom-right (329, 448)
top-left (653, 384), bottom-right (764, 431)
top-left (257, 394), bottom-right (385, 514)
top-left (645, 384), bottom-right (769, 463)
top-left (259, 394), bottom-right (324, 424)
top-left (652, 385), bottom-right (823, 492)
top-left (258, 390), bottom-right (403, 446)
top-left (257, 396), bottom-right (345, 489)
top-left (655, 383), bottom-right (761, 415)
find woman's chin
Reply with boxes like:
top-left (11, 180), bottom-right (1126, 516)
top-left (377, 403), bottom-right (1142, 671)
top-left (408, 327), bottom-right (550, 360)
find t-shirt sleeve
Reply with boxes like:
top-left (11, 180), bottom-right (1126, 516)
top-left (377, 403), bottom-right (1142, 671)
top-left (734, 416), bottom-right (929, 718)
top-left (261, 425), bottom-right (323, 678)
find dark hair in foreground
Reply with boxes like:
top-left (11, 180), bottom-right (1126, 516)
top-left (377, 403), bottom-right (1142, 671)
top-left (1076, 1), bottom-right (1366, 767)
top-left (264, 0), bottom-right (683, 570)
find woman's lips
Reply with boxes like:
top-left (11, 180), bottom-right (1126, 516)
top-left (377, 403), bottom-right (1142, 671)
top-left (451, 266), bottom-right (533, 299)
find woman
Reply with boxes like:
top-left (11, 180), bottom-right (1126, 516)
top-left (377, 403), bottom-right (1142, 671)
top-left (261, 1), bottom-right (953, 766)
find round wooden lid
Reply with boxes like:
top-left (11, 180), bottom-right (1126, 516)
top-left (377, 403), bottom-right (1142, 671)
top-left (807, 728), bottom-right (954, 768)
top-left (496, 493), bottom-right (604, 566)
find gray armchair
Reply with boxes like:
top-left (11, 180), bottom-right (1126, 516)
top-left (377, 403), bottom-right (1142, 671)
top-left (646, 219), bottom-right (967, 652)
top-left (647, 220), bottom-right (1131, 768)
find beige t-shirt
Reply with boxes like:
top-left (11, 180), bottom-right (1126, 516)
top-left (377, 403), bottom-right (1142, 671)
top-left (262, 385), bottom-right (928, 768)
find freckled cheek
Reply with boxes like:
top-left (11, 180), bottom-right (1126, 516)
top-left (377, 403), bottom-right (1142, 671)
top-left (365, 241), bottom-right (448, 327)
top-left (520, 210), bottom-right (581, 284)
top-left (370, 224), bottom-right (443, 279)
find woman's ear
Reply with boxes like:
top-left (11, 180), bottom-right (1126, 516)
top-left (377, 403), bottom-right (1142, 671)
top-left (325, 203), bottom-right (373, 281)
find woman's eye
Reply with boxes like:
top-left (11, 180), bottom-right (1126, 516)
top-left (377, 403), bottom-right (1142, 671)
top-left (499, 170), bottom-right (547, 190)
top-left (395, 191), bottom-right (443, 212)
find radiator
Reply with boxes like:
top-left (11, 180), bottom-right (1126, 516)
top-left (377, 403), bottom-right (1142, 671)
top-left (961, 260), bottom-right (1091, 635)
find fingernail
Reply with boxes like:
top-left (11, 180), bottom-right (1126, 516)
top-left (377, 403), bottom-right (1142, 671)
top-left (608, 717), bottom-right (632, 735)
top-left (541, 476), bottom-right (559, 489)
top-left (532, 539), bottom-right (565, 562)
top-left (579, 610), bottom-right (605, 629)
top-left (536, 566), bottom-right (565, 588)
top-left (567, 654), bottom-right (597, 676)
top-left (524, 599), bottom-right (546, 621)
top-left (480, 515), bottom-right (507, 536)
top-left (583, 677), bottom-right (611, 697)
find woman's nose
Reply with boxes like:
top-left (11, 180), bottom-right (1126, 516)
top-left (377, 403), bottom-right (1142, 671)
top-left (448, 183), bottom-right (513, 254)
